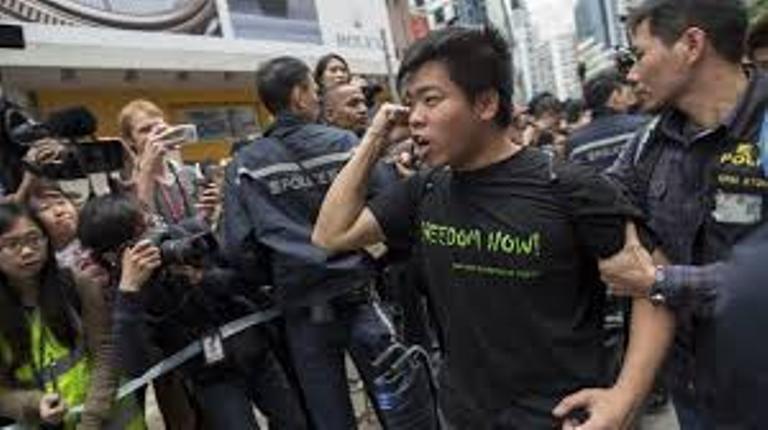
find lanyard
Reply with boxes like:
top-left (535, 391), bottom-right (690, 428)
top-left (759, 110), bottom-right (768, 177)
top-left (155, 162), bottom-right (193, 223)
top-left (27, 311), bottom-right (59, 394)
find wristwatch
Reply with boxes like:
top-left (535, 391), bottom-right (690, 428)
top-left (649, 266), bottom-right (667, 306)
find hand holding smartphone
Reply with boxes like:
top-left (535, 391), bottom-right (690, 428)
top-left (156, 124), bottom-right (198, 150)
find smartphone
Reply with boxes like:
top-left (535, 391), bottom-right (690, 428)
top-left (195, 163), bottom-right (218, 186)
top-left (157, 124), bottom-right (198, 147)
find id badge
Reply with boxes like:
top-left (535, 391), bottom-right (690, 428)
top-left (712, 191), bottom-right (763, 224)
top-left (201, 332), bottom-right (226, 365)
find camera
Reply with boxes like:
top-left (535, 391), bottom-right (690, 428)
top-left (143, 227), bottom-right (219, 266)
top-left (1, 101), bottom-right (124, 179)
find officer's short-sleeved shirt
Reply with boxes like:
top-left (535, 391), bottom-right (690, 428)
top-left (368, 147), bottom-right (641, 428)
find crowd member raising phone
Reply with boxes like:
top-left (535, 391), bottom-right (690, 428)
top-left (118, 99), bottom-right (219, 225)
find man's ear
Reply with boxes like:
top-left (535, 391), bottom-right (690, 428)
top-left (473, 89), bottom-right (500, 123)
top-left (324, 105), bottom-right (335, 122)
top-left (678, 27), bottom-right (707, 66)
top-left (606, 88), bottom-right (622, 111)
top-left (289, 85), bottom-right (304, 112)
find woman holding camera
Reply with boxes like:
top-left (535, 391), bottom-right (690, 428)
top-left (78, 194), bottom-right (307, 429)
top-left (0, 202), bottom-right (141, 429)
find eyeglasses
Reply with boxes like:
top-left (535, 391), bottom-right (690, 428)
top-left (0, 232), bottom-right (48, 254)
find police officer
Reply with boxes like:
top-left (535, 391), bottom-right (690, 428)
top-left (221, 56), bottom-right (428, 430)
top-left (567, 69), bottom-right (649, 170)
top-left (599, 0), bottom-right (768, 428)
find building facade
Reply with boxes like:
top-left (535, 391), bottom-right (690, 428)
top-left (550, 32), bottom-right (582, 100)
top-left (0, 0), bottom-right (398, 161)
top-left (574, 0), bottom-right (630, 79)
top-left (409, 0), bottom-right (487, 30)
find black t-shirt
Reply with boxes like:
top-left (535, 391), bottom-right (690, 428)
top-left (368, 148), bottom-right (641, 429)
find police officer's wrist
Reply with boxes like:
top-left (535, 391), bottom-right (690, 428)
top-left (648, 266), bottom-right (667, 306)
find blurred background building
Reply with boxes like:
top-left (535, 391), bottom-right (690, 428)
top-left (0, 0), bottom-right (399, 161)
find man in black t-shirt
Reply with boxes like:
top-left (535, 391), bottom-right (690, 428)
top-left (313, 27), bottom-right (675, 429)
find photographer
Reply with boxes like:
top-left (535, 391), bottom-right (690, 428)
top-left (0, 202), bottom-right (138, 429)
top-left (78, 193), bottom-right (306, 429)
top-left (2, 103), bottom-right (126, 206)
top-left (118, 100), bottom-right (219, 225)
top-left (0, 98), bottom-right (29, 197)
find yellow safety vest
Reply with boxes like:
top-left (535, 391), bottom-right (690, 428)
top-left (0, 311), bottom-right (145, 429)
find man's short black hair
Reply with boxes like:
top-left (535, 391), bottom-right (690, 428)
top-left (583, 69), bottom-right (625, 111)
top-left (78, 193), bottom-right (143, 255)
top-left (256, 56), bottom-right (312, 115)
top-left (528, 92), bottom-right (562, 119)
top-left (748, 12), bottom-right (768, 59)
top-left (563, 99), bottom-right (585, 124)
top-left (627, 0), bottom-right (747, 64)
top-left (397, 26), bottom-right (513, 129)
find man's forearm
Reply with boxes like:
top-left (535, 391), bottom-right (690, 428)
top-left (614, 250), bottom-right (675, 405)
top-left (312, 134), bottom-right (385, 248)
top-left (614, 298), bottom-right (675, 411)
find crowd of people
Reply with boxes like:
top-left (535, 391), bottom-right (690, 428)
top-left (0, 0), bottom-right (767, 429)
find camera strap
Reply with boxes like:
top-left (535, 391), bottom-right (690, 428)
top-left (154, 161), bottom-right (194, 223)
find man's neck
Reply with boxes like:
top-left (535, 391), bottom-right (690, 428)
top-left (454, 131), bottom-right (521, 172)
top-left (676, 62), bottom-right (748, 129)
top-left (53, 236), bottom-right (74, 251)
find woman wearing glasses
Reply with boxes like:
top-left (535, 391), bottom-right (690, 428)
top-left (0, 202), bottom-right (142, 429)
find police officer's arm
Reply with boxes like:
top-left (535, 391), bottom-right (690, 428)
top-left (218, 162), bottom-right (275, 288)
top-left (601, 221), bottom-right (723, 314)
top-left (655, 264), bottom-right (723, 313)
top-left (314, 104), bottom-right (408, 252)
top-left (601, 216), bottom-right (722, 311)
top-left (219, 163), bottom-right (255, 262)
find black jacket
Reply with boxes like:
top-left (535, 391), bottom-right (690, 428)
top-left (220, 113), bottom-right (397, 308)
top-left (113, 222), bottom-right (269, 379)
top-left (606, 70), bottom-right (768, 419)
top-left (567, 111), bottom-right (648, 171)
